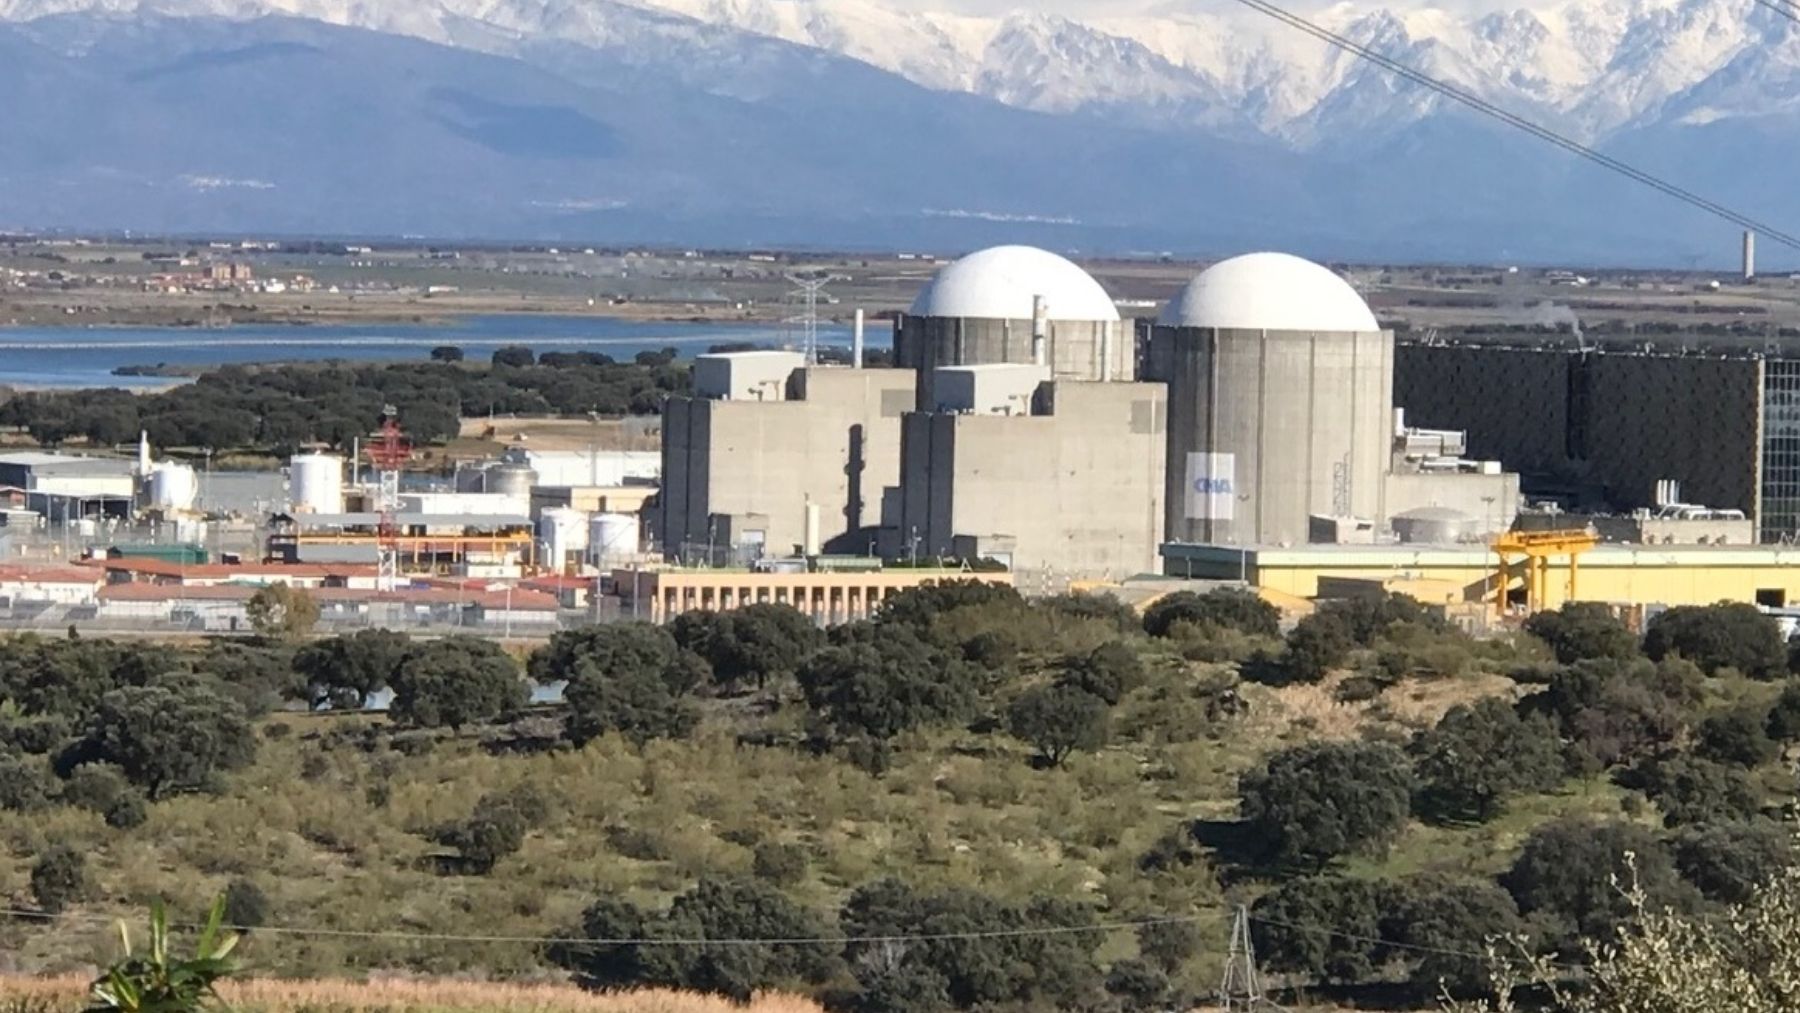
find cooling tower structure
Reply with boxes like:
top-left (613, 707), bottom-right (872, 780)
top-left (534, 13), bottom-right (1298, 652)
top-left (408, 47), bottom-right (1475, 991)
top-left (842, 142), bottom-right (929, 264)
top-left (894, 245), bottom-right (1130, 409)
top-left (1145, 252), bottom-right (1394, 547)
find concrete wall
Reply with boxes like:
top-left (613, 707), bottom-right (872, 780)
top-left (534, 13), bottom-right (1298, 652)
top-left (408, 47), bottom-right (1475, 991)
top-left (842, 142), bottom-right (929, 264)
top-left (1394, 345), bottom-right (1762, 515)
top-left (897, 381), bottom-right (1166, 580)
top-left (1147, 326), bottom-right (1394, 547)
top-left (895, 314), bottom-right (1132, 410)
top-left (1384, 471), bottom-right (1521, 537)
top-left (693, 351), bottom-right (807, 400)
top-left (660, 367), bottom-right (915, 562)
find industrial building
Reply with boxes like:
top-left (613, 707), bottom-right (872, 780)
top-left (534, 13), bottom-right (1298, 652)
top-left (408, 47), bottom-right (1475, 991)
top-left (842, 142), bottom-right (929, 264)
top-left (894, 245), bottom-right (1131, 410)
top-left (659, 351), bottom-right (914, 564)
top-left (1162, 541), bottom-right (1800, 613)
top-left (614, 565), bottom-right (1012, 625)
top-left (892, 368), bottom-right (1167, 578)
top-left (1146, 252), bottom-right (1519, 550)
top-left (1392, 336), bottom-right (1792, 540)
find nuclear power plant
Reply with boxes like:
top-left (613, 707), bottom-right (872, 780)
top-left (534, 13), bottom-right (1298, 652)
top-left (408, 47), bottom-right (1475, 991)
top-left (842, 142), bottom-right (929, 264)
top-left (659, 244), bottom-right (1522, 585)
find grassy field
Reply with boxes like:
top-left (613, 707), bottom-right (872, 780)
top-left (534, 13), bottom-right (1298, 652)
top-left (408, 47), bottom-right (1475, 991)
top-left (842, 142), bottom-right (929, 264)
top-left (0, 975), bottom-right (825, 1013)
top-left (0, 627), bottom-right (1623, 1001)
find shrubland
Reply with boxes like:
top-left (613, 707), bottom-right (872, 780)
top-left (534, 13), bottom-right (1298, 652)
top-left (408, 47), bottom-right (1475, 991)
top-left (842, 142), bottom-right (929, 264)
top-left (0, 587), bottom-right (1797, 1010)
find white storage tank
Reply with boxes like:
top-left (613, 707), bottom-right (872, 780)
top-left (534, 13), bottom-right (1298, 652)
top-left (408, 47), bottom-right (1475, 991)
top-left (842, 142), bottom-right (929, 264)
top-left (539, 507), bottom-right (590, 571)
top-left (289, 453), bottom-right (345, 514)
top-left (148, 462), bottom-right (199, 513)
top-left (590, 512), bottom-right (641, 565)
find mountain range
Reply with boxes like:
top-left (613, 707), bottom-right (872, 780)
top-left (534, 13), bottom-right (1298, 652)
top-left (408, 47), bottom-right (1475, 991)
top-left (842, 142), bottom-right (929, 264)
top-left (0, 0), bottom-right (1796, 264)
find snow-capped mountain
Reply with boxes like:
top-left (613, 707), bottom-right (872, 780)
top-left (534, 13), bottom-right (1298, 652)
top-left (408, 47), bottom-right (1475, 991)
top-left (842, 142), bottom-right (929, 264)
top-left (0, 0), bottom-right (1796, 263)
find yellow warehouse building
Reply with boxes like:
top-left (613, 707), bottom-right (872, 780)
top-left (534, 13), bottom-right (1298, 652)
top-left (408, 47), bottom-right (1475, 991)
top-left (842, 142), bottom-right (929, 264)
top-left (1161, 543), bottom-right (1800, 611)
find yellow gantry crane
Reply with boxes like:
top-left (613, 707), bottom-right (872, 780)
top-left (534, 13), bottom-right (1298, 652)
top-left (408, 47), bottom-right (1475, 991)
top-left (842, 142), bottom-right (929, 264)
top-left (1492, 528), bottom-right (1599, 617)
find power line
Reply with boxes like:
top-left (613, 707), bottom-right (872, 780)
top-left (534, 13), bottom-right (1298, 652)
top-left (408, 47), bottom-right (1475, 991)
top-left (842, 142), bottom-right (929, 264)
top-left (1751, 0), bottom-right (1800, 25)
top-left (1224, 0), bottom-right (1800, 250)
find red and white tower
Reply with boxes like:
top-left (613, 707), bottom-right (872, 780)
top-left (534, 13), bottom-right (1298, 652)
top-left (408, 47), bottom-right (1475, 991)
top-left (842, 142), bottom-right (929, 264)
top-left (364, 405), bottom-right (412, 592)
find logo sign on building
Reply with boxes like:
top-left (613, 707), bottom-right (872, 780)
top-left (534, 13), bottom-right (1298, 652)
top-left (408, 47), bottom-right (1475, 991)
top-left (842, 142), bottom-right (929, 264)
top-left (1185, 452), bottom-right (1236, 520)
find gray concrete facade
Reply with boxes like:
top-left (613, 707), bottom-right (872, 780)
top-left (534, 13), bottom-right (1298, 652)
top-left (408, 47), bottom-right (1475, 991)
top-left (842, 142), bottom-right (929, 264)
top-left (894, 380), bottom-right (1167, 580)
top-left (894, 314), bottom-right (1133, 411)
top-left (660, 367), bottom-right (915, 563)
top-left (1146, 325), bottom-right (1395, 547)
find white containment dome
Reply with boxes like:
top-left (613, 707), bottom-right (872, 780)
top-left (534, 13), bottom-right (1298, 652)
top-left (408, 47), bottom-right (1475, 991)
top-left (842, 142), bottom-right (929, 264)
top-left (590, 512), bottom-right (641, 565)
top-left (289, 453), bottom-right (345, 514)
top-left (909, 245), bottom-right (1120, 323)
top-left (1158, 252), bottom-right (1379, 332)
top-left (148, 462), bottom-right (198, 513)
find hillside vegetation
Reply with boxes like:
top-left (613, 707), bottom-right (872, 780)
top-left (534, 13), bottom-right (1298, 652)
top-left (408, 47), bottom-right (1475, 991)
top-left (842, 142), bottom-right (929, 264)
top-left (1, 586), bottom-right (1797, 1011)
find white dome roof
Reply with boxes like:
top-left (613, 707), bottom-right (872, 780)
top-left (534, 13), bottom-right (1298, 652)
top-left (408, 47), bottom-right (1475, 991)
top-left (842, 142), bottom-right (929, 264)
top-left (909, 245), bottom-right (1120, 323)
top-left (1157, 252), bottom-right (1379, 332)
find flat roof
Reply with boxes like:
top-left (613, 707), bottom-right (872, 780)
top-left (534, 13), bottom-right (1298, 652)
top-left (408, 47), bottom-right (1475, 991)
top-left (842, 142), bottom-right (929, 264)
top-left (1163, 541), bottom-right (1800, 567)
top-left (279, 512), bottom-right (533, 528)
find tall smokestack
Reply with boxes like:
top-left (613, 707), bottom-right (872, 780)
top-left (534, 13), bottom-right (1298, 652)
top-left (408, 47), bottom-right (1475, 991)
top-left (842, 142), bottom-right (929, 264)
top-left (1744, 230), bottom-right (1757, 282)
top-left (853, 308), bottom-right (865, 368)
top-left (1031, 295), bottom-right (1048, 367)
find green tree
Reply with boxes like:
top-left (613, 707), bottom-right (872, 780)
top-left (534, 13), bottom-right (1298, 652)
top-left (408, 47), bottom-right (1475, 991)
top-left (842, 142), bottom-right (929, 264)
top-left (1103, 959), bottom-right (1169, 1010)
top-left (221, 878), bottom-right (268, 929)
top-left (1671, 818), bottom-right (1794, 904)
top-left (388, 637), bottom-right (525, 730)
top-left (1382, 875), bottom-right (1524, 997)
top-left (72, 678), bottom-right (255, 799)
top-left (1057, 642), bottom-right (1144, 705)
top-left (433, 791), bottom-right (540, 874)
top-left (244, 584), bottom-right (319, 641)
top-left (1240, 741), bottom-right (1414, 870)
top-left (1524, 601), bottom-right (1640, 664)
top-left (671, 604), bottom-right (822, 693)
top-left (491, 345), bottom-right (536, 368)
top-left (31, 843), bottom-right (88, 913)
top-left (1629, 754), bottom-right (1763, 827)
top-left (1411, 698), bottom-right (1564, 822)
top-left (1696, 706), bottom-right (1780, 768)
top-left (1249, 876), bottom-right (1385, 982)
top-left (533, 624), bottom-right (704, 746)
top-left (1529, 657), bottom-right (1701, 768)
top-left (1143, 588), bottom-right (1279, 638)
top-left (0, 752), bottom-right (54, 811)
top-left (429, 345), bottom-right (464, 362)
top-left (1272, 610), bottom-right (1357, 684)
top-left (1007, 684), bottom-right (1109, 766)
top-left (1501, 817), bottom-right (1694, 951)
top-left (1643, 602), bottom-right (1786, 678)
top-left (60, 762), bottom-right (147, 828)
top-left (1768, 680), bottom-right (1800, 742)
top-left (797, 625), bottom-right (977, 743)
top-left (291, 629), bottom-right (407, 710)
top-left (1136, 919), bottom-right (1202, 974)
top-left (875, 580), bottom-right (1025, 630)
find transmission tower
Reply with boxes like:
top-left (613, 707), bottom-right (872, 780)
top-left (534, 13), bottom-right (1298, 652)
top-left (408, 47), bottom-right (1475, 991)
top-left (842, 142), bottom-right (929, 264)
top-left (1219, 906), bottom-right (1266, 1012)
top-left (784, 271), bottom-right (842, 364)
top-left (363, 405), bottom-right (412, 593)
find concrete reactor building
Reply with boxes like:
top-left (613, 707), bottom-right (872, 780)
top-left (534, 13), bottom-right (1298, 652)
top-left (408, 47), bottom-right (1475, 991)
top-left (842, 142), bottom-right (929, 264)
top-left (660, 350), bottom-right (914, 564)
top-left (894, 245), bottom-right (1132, 410)
top-left (1146, 252), bottom-right (1518, 551)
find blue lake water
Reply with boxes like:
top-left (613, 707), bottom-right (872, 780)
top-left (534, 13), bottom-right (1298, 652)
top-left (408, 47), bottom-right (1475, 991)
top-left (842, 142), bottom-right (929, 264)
top-left (0, 315), bottom-right (871, 388)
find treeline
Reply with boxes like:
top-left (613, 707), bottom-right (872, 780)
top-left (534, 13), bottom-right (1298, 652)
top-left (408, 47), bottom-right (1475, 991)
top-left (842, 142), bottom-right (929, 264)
top-left (0, 345), bottom-right (691, 451)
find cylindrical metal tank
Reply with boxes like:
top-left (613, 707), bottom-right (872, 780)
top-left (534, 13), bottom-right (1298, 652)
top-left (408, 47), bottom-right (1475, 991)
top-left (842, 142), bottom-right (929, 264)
top-left (289, 453), bottom-right (345, 514)
top-left (1392, 507), bottom-right (1474, 544)
top-left (148, 462), bottom-right (198, 513)
top-left (590, 512), bottom-right (641, 565)
top-left (538, 507), bottom-right (589, 570)
top-left (486, 462), bottom-right (536, 504)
